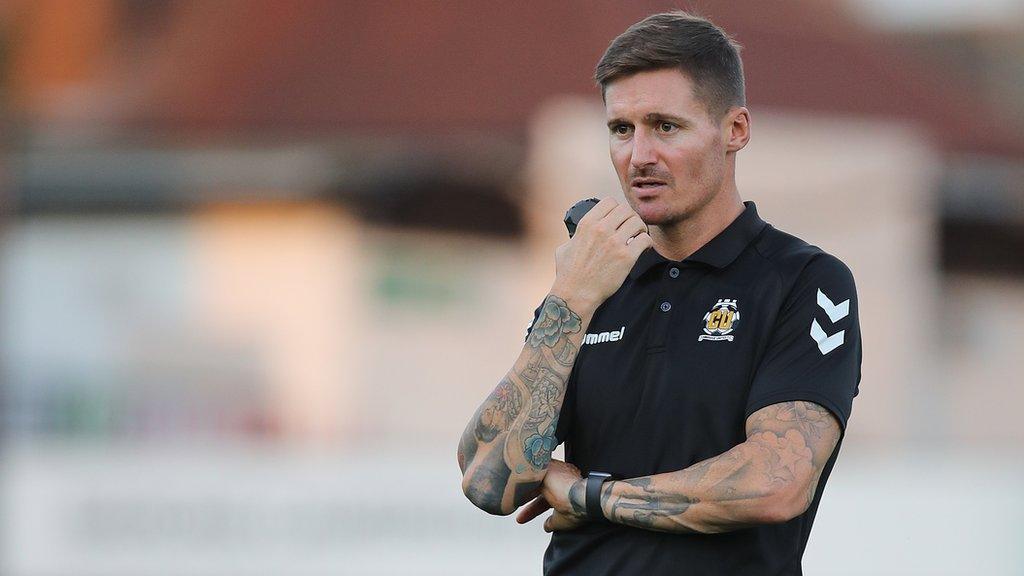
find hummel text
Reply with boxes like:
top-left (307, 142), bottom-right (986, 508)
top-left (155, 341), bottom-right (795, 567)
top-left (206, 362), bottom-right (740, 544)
top-left (582, 326), bottom-right (626, 345)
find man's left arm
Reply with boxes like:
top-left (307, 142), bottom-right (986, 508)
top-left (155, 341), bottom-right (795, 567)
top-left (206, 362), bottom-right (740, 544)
top-left (595, 399), bottom-right (840, 533)
top-left (517, 400), bottom-right (840, 533)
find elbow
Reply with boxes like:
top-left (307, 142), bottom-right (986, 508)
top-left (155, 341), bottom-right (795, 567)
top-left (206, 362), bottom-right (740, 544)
top-left (462, 474), bottom-right (514, 516)
top-left (756, 483), bottom-right (812, 525)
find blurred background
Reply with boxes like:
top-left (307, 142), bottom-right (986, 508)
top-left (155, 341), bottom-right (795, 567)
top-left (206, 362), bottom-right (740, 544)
top-left (0, 1), bottom-right (1022, 574)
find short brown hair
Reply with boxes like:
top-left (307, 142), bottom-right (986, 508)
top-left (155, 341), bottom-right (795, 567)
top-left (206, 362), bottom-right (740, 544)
top-left (595, 11), bottom-right (745, 120)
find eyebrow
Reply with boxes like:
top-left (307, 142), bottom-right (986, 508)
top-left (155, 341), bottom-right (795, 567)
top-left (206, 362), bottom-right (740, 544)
top-left (607, 113), bottom-right (689, 129)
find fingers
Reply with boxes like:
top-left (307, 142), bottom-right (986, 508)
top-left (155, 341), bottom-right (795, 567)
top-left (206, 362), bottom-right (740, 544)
top-left (627, 231), bottom-right (653, 257)
top-left (515, 496), bottom-right (552, 524)
top-left (581, 199), bottom-right (651, 257)
top-left (543, 511), bottom-right (578, 533)
top-left (613, 214), bottom-right (648, 244)
top-left (601, 203), bottom-right (636, 232)
top-left (574, 197), bottom-right (650, 243)
top-left (577, 197), bottom-right (619, 227)
top-left (576, 197), bottom-right (635, 234)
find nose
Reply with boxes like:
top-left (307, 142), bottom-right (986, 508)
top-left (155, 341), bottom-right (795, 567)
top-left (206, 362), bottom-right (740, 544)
top-left (630, 129), bottom-right (657, 171)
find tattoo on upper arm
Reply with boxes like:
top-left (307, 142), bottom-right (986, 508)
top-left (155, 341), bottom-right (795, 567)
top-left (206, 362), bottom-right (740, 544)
top-left (747, 401), bottom-right (840, 464)
top-left (746, 401), bottom-right (841, 505)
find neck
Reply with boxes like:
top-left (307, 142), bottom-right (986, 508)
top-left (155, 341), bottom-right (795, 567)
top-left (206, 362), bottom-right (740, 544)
top-left (650, 186), bottom-right (744, 262)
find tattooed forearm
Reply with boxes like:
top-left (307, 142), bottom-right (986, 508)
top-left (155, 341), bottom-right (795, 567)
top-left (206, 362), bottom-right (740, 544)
top-left (599, 476), bottom-right (703, 533)
top-left (601, 477), bottom-right (698, 531)
top-left (526, 296), bottom-right (583, 350)
top-left (569, 479), bottom-right (586, 517)
top-left (458, 379), bottom-right (517, 474)
top-left (463, 435), bottom-right (512, 515)
top-left (475, 377), bottom-right (523, 443)
top-left (598, 401), bottom-right (842, 533)
top-left (459, 294), bottom-right (590, 515)
top-left (517, 355), bottom-right (563, 470)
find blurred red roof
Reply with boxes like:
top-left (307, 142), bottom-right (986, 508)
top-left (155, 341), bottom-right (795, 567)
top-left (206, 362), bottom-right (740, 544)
top-left (100, 0), bottom-right (1024, 157)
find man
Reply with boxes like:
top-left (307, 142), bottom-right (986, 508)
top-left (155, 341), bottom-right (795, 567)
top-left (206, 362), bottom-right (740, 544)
top-left (457, 10), bottom-right (861, 575)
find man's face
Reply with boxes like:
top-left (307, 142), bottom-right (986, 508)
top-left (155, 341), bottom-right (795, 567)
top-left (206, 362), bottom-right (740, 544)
top-left (604, 68), bottom-right (731, 227)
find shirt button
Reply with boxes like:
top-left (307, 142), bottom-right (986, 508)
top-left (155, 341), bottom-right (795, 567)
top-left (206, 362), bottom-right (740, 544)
top-left (669, 267), bottom-right (680, 278)
top-left (660, 301), bottom-right (672, 312)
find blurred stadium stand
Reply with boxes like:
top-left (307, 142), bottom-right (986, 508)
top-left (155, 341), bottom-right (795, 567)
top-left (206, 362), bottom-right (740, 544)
top-left (0, 1), bottom-right (1022, 574)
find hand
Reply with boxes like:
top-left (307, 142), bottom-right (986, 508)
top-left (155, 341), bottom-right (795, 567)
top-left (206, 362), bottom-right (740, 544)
top-left (515, 460), bottom-right (588, 532)
top-left (552, 197), bottom-right (652, 310)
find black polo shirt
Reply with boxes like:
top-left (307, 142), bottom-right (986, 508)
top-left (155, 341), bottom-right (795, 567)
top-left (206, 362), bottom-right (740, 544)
top-left (524, 201), bottom-right (862, 576)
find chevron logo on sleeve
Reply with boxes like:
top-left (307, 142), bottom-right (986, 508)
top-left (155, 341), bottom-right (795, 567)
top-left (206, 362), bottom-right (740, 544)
top-left (810, 288), bottom-right (849, 355)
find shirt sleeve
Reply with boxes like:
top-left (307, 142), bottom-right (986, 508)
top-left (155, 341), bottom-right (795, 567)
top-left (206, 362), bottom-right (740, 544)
top-left (745, 253), bottom-right (862, 430)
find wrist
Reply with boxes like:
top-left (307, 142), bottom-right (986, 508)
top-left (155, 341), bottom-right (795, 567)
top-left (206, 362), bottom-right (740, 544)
top-left (585, 472), bottom-right (614, 522)
top-left (568, 478), bottom-right (587, 519)
top-left (548, 282), bottom-right (600, 318)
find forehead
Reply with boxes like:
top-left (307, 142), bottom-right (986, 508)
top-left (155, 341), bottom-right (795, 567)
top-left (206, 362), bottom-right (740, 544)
top-left (603, 68), bottom-right (703, 119)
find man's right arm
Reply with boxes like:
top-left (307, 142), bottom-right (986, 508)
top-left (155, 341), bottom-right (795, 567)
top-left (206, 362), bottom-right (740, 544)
top-left (457, 291), bottom-right (596, 515)
top-left (457, 197), bottom-right (652, 516)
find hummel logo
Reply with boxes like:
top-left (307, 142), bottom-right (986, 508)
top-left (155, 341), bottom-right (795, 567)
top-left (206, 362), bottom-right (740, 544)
top-left (810, 319), bottom-right (844, 355)
top-left (810, 288), bottom-right (849, 355)
top-left (817, 289), bottom-right (850, 322)
top-left (583, 326), bottom-right (626, 345)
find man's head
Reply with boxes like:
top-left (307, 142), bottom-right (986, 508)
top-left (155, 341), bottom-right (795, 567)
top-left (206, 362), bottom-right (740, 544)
top-left (596, 11), bottom-right (745, 123)
top-left (596, 11), bottom-right (750, 228)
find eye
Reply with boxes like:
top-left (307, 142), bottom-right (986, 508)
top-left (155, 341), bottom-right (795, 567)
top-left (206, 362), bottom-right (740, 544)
top-left (610, 124), bottom-right (632, 136)
top-left (657, 121), bottom-right (678, 133)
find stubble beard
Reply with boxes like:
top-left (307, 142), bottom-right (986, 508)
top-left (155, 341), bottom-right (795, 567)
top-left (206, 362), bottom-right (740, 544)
top-left (628, 182), bottom-right (727, 242)
top-left (625, 186), bottom-right (693, 229)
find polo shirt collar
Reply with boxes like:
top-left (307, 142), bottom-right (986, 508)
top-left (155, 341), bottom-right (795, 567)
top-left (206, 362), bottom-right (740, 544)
top-left (628, 201), bottom-right (767, 280)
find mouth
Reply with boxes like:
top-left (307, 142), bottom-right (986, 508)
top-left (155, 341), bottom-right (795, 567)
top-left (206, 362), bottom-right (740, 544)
top-left (630, 179), bottom-right (668, 198)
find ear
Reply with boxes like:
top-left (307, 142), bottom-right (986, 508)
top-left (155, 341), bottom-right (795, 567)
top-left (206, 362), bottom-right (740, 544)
top-left (723, 106), bottom-right (751, 153)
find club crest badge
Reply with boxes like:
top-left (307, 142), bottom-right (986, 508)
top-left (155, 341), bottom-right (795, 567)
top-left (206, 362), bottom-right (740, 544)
top-left (698, 299), bottom-right (739, 342)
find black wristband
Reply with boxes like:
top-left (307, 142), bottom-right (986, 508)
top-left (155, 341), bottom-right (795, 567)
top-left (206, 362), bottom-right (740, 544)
top-left (586, 472), bottom-right (613, 522)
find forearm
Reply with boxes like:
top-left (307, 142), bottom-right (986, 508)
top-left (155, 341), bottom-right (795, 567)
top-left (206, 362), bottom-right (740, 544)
top-left (597, 435), bottom-right (813, 533)
top-left (459, 289), bottom-right (595, 515)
